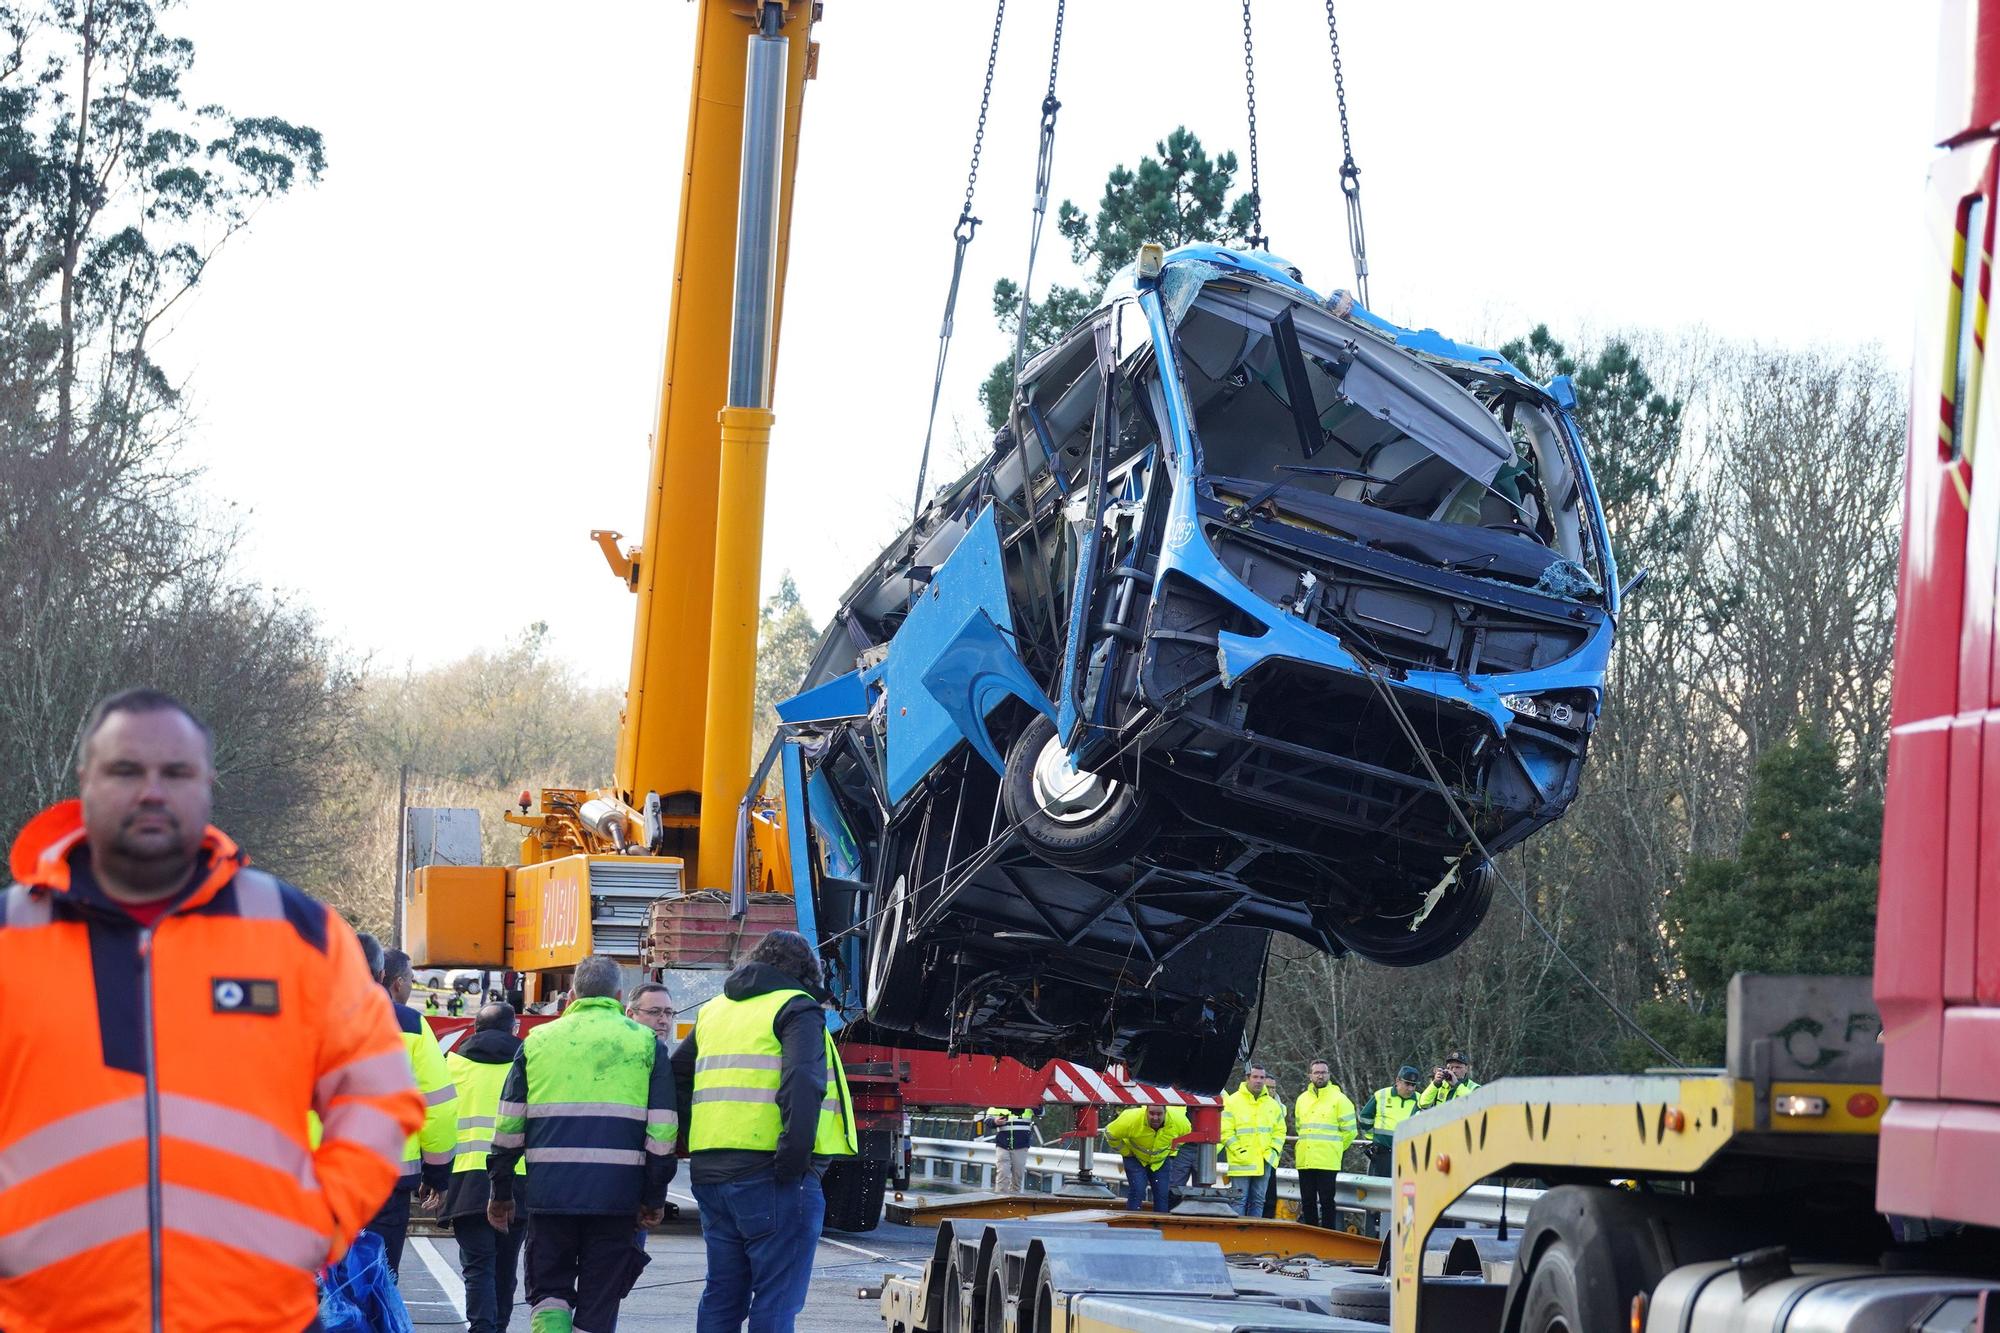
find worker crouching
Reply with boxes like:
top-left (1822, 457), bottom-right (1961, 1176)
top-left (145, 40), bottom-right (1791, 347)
top-left (0, 689), bottom-right (424, 1332)
top-left (488, 955), bottom-right (678, 1333)
top-left (673, 929), bottom-right (857, 1333)
top-left (1103, 1105), bottom-right (1191, 1212)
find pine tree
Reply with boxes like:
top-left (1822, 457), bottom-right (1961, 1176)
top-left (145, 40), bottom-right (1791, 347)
top-left (981, 127), bottom-right (1254, 429)
top-left (752, 574), bottom-right (821, 760)
top-left (1499, 327), bottom-right (1687, 579)
top-left (1633, 730), bottom-right (1881, 1065)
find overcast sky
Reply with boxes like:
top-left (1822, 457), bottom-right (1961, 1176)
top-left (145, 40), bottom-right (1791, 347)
top-left (164, 2), bottom-right (1941, 687)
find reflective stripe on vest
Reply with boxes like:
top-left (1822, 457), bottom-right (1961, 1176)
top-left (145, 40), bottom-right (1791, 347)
top-left (1219, 1085), bottom-right (1285, 1174)
top-left (1, 883), bottom-right (52, 929)
top-left (688, 989), bottom-right (856, 1156)
top-left (1370, 1088), bottom-right (1418, 1138)
top-left (1293, 1084), bottom-right (1355, 1170)
top-left (444, 1052), bottom-right (522, 1176)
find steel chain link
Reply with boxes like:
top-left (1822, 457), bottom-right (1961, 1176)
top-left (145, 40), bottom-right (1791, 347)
top-left (1240, 0), bottom-right (1266, 250)
top-left (1324, 0), bottom-right (1372, 306)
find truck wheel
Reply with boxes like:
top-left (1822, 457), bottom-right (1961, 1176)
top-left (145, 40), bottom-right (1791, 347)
top-left (1321, 1268), bottom-right (1391, 1320)
top-left (865, 873), bottom-right (923, 1029)
top-left (1001, 714), bottom-right (1162, 872)
top-left (1504, 1185), bottom-right (1684, 1333)
top-left (1334, 860), bottom-right (1494, 966)
top-left (821, 1157), bottom-right (886, 1233)
top-left (1516, 1239), bottom-right (1586, 1332)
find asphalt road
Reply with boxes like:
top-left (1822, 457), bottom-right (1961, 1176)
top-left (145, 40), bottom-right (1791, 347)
top-left (397, 1189), bottom-right (934, 1332)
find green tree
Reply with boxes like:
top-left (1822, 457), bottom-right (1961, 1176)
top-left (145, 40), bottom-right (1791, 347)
top-left (980, 126), bottom-right (1254, 429)
top-left (1632, 730), bottom-right (1881, 1065)
top-left (753, 573), bottom-right (820, 760)
top-left (0, 1), bottom-right (344, 902)
top-left (1499, 327), bottom-right (1688, 579)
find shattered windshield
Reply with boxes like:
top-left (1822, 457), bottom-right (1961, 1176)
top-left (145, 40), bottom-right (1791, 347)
top-left (1175, 285), bottom-right (1602, 596)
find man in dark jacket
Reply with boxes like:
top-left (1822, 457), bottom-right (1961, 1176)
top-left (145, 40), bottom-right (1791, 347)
top-left (673, 930), bottom-right (856, 1332)
top-left (444, 1003), bottom-right (527, 1333)
top-left (490, 956), bottom-right (676, 1333)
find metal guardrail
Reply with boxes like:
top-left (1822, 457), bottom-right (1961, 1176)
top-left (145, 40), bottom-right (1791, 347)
top-left (906, 1135), bottom-right (1540, 1226)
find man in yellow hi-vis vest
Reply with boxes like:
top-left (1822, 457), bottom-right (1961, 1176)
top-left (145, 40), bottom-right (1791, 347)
top-left (1103, 1104), bottom-right (1191, 1212)
top-left (488, 957), bottom-right (678, 1333)
top-left (442, 1002), bottom-right (527, 1333)
top-left (1219, 1063), bottom-right (1286, 1217)
top-left (367, 947), bottom-right (458, 1279)
top-left (673, 930), bottom-right (856, 1333)
top-left (1293, 1059), bottom-right (1357, 1230)
top-left (981, 1107), bottom-right (1037, 1193)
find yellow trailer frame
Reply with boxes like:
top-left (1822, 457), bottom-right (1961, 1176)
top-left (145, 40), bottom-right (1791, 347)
top-left (1388, 1073), bottom-right (1883, 1333)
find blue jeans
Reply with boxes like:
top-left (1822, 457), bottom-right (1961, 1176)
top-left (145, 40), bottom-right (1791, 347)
top-left (694, 1170), bottom-right (824, 1333)
top-left (1234, 1165), bottom-right (1273, 1217)
top-left (1121, 1157), bottom-right (1171, 1212)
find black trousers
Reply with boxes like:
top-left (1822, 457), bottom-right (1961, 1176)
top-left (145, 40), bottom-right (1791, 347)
top-left (1297, 1168), bottom-right (1340, 1229)
top-left (365, 1185), bottom-right (413, 1277)
top-left (526, 1212), bottom-right (639, 1333)
top-left (454, 1212), bottom-right (527, 1333)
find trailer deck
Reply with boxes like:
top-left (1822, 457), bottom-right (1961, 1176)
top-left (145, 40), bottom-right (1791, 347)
top-left (398, 1190), bottom-right (941, 1332)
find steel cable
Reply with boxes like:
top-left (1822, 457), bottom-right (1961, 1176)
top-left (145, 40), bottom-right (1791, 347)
top-left (911, 0), bottom-right (1009, 522)
top-left (1005, 0), bottom-right (1067, 396)
top-left (1348, 655), bottom-right (1686, 1067)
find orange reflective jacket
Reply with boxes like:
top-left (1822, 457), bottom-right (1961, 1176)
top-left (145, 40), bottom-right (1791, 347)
top-left (0, 800), bottom-right (425, 1333)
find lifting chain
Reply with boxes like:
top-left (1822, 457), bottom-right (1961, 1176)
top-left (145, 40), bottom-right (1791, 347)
top-left (1325, 0), bottom-right (1372, 307)
top-left (1239, 0), bottom-right (1266, 251)
top-left (1007, 0), bottom-right (1067, 395)
top-left (912, 0), bottom-right (1009, 521)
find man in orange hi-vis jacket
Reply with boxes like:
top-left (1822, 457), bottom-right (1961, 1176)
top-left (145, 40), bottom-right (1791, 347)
top-left (0, 688), bottom-right (425, 1333)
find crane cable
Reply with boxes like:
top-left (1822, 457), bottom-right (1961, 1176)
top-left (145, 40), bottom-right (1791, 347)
top-left (1324, 0), bottom-right (1373, 308)
top-left (1006, 0), bottom-right (1068, 397)
top-left (911, 0), bottom-right (1009, 522)
top-left (1239, 0), bottom-right (1267, 251)
top-left (1350, 654), bottom-right (1687, 1068)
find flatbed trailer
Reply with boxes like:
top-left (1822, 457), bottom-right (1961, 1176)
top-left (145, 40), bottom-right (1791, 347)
top-left (876, 964), bottom-right (1920, 1328)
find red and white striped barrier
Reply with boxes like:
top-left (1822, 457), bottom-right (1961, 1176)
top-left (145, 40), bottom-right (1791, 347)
top-left (1039, 1060), bottom-right (1224, 1107)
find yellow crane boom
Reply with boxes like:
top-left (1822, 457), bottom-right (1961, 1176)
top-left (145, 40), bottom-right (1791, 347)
top-left (600, 0), bottom-right (817, 889)
top-left (407, 1), bottom-right (819, 998)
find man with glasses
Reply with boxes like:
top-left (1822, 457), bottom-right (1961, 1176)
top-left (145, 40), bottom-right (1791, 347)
top-left (627, 982), bottom-right (676, 1040)
top-left (626, 981), bottom-right (679, 1222)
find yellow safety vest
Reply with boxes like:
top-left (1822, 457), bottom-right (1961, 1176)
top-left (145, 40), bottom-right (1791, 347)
top-left (1219, 1084), bottom-right (1286, 1176)
top-left (1416, 1078), bottom-right (1481, 1110)
top-left (1293, 1083), bottom-right (1357, 1170)
top-left (689, 988), bottom-right (856, 1157)
top-left (1103, 1106), bottom-right (1190, 1169)
top-left (445, 1050), bottom-right (523, 1177)
top-left (399, 1007), bottom-right (457, 1178)
top-left (1366, 1087), bottom-right (1419, 1143)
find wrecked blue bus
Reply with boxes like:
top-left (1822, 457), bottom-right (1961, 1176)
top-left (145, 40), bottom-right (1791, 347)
top-left (773, 244), bottom-right (1620, 1091)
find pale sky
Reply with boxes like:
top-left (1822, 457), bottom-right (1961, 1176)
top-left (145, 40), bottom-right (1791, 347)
top-left (164, 2), bottom-right (1941, 686)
